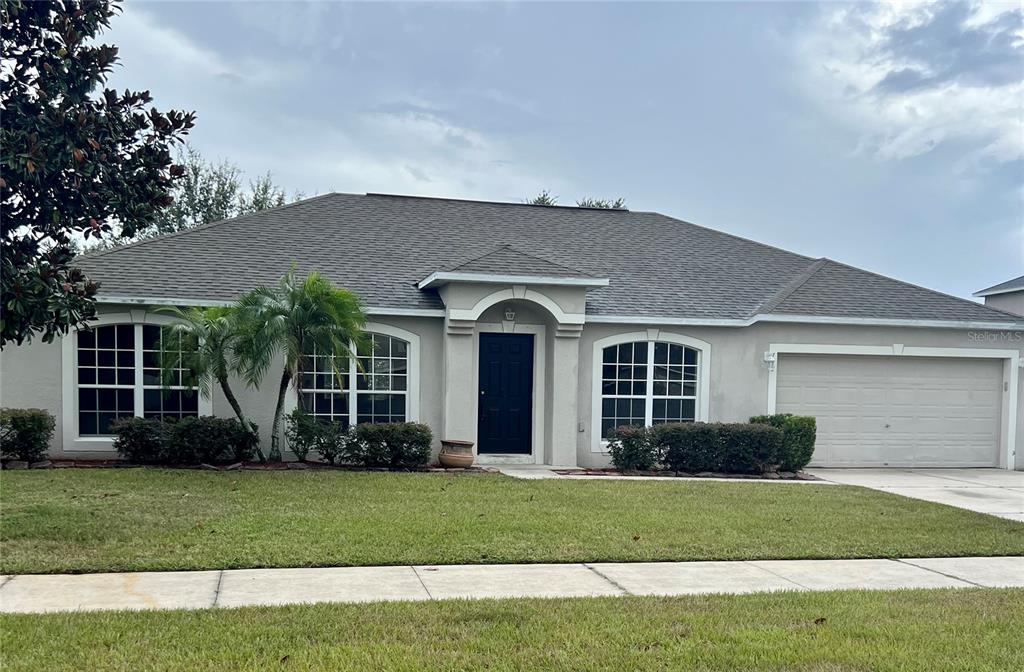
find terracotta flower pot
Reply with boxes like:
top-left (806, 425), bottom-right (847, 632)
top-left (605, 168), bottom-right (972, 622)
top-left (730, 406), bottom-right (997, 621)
top-left (439, 439), bottom-right (475, 468)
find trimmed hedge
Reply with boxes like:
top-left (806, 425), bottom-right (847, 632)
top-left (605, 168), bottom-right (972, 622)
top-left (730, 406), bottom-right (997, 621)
top-left (111, 418), bottom-right (167, 464)
top-left (348, 422), bottom-right (432, 469)
top-left (166, 416), bottom-right (258, 465)
top-left (0, 408), bottom-right (55, 463)
top-left (656, 422), bottom-right (720, 473)
top-left (606, 425), bottom-right (659, 471)
top-left (284, 409), bottom-right (349, 465)
top-left (607, 422), bottom-right (785, 474)
top-left (112, 416), bottom-right (257, 465)
top-left (750, 414), bottom-right (817, 471)
top-left (285, 413), bottom-right (433, 468)
top-left (716, 423), bottom-right (783, 474)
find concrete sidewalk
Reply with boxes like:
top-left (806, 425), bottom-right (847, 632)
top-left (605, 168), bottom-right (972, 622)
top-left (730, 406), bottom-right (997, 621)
top-left (2, 556), bottom-right (1021, 614)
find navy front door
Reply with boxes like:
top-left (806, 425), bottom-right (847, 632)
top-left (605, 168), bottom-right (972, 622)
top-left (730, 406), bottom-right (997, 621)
top-left (478, 333), bottom-right (534, 454)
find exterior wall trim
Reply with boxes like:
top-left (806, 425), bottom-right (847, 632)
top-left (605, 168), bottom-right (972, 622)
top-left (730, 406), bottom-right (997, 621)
top-left (95, 295), bottom-right (447, 318)
top-left (588, 313), bottom-right (1024, 331)
top-left (60, 311), bottom-right (215, 454)
top-left (448, 287), bottom-right (586, 325)
top-left (96, 296), bottom-right (1022, 330)
top-left (765, 343), bottom-right (1020, 471)
top-left (589, 330), bottom-right (712, 453)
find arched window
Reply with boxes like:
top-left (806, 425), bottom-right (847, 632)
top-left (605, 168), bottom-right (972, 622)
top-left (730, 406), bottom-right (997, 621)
top-left (600, 340), bottom-right (700, 438)
top-left (299, 332), bottom-right (409, 428)
top-left (76, 324), bottom-right (199, 436)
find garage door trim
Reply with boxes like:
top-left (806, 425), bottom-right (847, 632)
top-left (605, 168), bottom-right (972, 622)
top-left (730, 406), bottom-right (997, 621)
top-left (765, 343), bottom-right (1019, 471)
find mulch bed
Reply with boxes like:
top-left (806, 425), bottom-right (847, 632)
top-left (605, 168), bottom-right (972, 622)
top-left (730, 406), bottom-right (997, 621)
top-left (553, 468), bottom-right (820, 481)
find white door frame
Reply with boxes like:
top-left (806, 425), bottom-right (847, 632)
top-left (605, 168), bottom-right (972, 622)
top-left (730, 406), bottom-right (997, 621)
top-left (765, 343), bottom-right (1020, 470)
top-left (473, 322), bottom-right (546, 464)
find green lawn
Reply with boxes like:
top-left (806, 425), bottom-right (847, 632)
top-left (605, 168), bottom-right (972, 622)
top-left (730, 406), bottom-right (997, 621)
top-left (1, 589), bottom-right (1021, 671)
top-left (1, 469), bottom-right (1021, 574)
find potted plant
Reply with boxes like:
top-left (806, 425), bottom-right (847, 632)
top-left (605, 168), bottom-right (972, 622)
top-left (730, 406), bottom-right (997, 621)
top-left (438, 439), bottom-right (475, 468)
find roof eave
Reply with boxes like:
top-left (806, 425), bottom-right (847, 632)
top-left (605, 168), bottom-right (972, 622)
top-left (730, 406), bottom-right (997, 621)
top-left (93, 294), bottom-right (446, 317)
top-left (973, 286), bottom-right (1024, 298)
top-left (588, 312), bottom-right (1024, 330)
top-left (417, 271), bottom-right (610, 290)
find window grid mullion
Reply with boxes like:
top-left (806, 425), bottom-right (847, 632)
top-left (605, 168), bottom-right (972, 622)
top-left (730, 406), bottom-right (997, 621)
top-left (133, 324), bottom-right (144, 419)
top-left (348, 338), bottom-right (358, 428)
top-left (644, 341), bottom-right (655, 426)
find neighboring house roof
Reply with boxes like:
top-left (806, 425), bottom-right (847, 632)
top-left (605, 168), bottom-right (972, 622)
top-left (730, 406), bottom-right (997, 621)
top-left (974, 275), bottom-right (1024, 298)
top-left (75, 192), bottom-right (1022, 325)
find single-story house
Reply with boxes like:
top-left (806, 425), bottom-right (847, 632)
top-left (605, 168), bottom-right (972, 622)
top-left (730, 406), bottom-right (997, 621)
top-left (3, 193), bottom-right (1022, 469)
top-left (974, 275), bottom-right (1024, 317)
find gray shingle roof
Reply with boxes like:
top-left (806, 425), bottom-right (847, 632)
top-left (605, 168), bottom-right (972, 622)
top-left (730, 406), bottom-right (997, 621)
top-left (75, 193), bottom-right (1021, 324)
top-left (974, 275), bottom-right (1024, 297)
top-left (444, 244), bottom-right (596, 278)
top-left (763, 259), bottom-right (1016, 322)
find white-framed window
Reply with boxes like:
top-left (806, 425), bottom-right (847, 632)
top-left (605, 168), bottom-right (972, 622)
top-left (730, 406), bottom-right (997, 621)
top-left (299, 332), bottom-right (409, 428)
top-left (76, 324), bottom-right (200, 436)
top-left (141, 324), bottom-right (199, 422)
top-left (599, 340), bottom-right (701, 439)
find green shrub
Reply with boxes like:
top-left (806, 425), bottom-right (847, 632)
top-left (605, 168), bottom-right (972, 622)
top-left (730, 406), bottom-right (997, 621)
top-left (606, 425), bottom-right (659, 471)
top-left (284, 408), bottom-right (318, 462)
top-left (716, 423), bottom-right (783, 474)
top-left (316, 423), bottom-right (350, 465)
top-left (655, 422), bottom-right (719, 472)
top-left (112, 417), bottom-right (167, 464)
top-left (348, 422), bottom-right (432, 469)
top-left (0, 408), bottom-right (55, 462)
top-left (610, 422), bottom-right (785, 474)
top-left (750, 414), bottom-right (817, 471)
top-left (164, 416), bottom-right (256, 465)
top-left (284, 409), bottom-right (349, 464)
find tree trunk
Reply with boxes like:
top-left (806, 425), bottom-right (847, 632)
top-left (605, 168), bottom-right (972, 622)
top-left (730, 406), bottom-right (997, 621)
top-left (218, 373), bottom-right (264, 462)
top-left (268, 369), bottom-right (292, 462)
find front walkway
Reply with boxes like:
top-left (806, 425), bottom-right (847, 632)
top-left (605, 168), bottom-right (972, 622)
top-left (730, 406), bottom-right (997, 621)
top-left (2, 556), bottom-right (1021, 614)
top-left (808, 469), bottom-right (1024, 522)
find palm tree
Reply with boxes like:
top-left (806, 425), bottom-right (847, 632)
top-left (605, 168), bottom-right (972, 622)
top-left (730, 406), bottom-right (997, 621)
top-left (157, 306), bottom-right (265, 462)
top-left (235, 270), bottom-right (366, 461)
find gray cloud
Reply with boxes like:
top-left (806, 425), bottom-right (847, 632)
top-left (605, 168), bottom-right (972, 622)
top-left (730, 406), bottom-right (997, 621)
top-left (101, 1), bottom-right (1021, 301)
top-left (873, 3), bottom-right (1023, 94)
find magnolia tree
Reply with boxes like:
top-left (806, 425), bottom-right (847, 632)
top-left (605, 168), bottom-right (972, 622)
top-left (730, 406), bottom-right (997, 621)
top-left (1, 0), bottom-right (195, 346)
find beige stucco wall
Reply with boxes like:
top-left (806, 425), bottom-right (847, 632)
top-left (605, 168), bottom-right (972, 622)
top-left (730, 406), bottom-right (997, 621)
top-left (1, 300), bottom-right (1021, 470)
top-left (207, 314), bottom-right (445, 454)
top-left (575, 321), bottom-right (1024, 469)
top-left (0, 335), bottom-right (64, 452)
top-left (985, 291), bottom-right (1024, 317)
top-left (0, 305), bottom-right (445, 459)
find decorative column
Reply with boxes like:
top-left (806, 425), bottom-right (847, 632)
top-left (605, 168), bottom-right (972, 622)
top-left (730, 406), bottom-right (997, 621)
top-left (548, 322), bottom-right (583, 466)
top-left (441, 317), bottom-right (476, 443)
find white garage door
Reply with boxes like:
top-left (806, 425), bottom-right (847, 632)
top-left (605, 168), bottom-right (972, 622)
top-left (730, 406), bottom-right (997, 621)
top-left (776, 355), bottom-right (1002, 468)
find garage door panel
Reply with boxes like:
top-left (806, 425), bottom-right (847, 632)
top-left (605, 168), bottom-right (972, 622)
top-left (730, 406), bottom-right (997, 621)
top-left (776, 355), bottom-right (1001, 468)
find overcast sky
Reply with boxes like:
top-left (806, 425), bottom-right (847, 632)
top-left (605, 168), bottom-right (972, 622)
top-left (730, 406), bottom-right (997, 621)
top-left (103, 1), bottom-right (1022, 300)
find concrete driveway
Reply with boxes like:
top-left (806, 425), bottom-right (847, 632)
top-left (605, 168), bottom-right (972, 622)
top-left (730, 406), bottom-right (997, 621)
top-left (806, 469), bottom-right (1024, 522)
